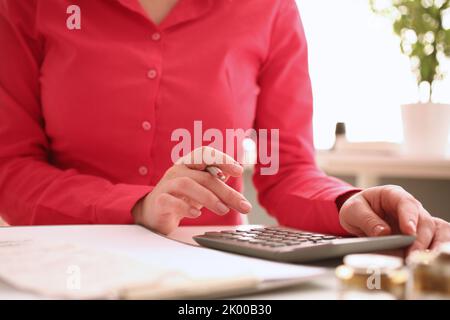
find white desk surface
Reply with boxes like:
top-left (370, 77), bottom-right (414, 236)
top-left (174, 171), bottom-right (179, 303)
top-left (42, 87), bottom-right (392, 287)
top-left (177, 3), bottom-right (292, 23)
top-left (0, 225), bottom-right (341, 300)
top-left (169, 226), bottom-right (341, 300)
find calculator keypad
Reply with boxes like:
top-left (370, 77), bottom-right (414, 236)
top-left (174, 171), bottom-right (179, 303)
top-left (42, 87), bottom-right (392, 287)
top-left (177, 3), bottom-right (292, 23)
top-left (202, 227), bottom-right (341, 248)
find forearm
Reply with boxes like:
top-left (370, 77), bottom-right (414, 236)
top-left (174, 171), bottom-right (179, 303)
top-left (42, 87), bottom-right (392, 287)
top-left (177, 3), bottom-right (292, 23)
top-left (0, 157), bottom-right (153, 225)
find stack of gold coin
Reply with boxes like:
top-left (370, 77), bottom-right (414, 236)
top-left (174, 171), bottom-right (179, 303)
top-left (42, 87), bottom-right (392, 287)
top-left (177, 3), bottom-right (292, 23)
top-left (335, 254), bottom-right (408, 300)
top-left (407, 243), bottom-right (450, 299)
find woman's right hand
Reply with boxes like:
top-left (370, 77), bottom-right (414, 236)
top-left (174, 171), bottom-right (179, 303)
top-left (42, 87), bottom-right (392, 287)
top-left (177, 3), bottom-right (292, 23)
top-left (132, 147), bottom-right (252, 235)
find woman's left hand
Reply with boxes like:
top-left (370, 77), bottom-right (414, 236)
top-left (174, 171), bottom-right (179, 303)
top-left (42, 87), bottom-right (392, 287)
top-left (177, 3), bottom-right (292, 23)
top-left (339, 185), bottom-right (450, 253)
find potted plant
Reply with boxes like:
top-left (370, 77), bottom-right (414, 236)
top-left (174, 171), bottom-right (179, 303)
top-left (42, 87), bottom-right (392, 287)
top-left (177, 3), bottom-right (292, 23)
top-left (370, 0), bottom-right (450, 157)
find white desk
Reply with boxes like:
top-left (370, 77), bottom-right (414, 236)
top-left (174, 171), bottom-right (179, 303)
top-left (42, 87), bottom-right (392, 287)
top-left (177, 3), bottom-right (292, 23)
top-left (169, 226), bottom-right (340, 299)
top-left (0, 226), bottom-right (340, 300)
top-left (316, 150), bottom-right (450, 188)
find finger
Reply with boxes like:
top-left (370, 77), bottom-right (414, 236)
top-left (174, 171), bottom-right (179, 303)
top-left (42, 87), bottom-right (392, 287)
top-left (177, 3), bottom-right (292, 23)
top-left (408, 214), bottom-right (435, 253)
top-left (156, 193), bottom-right (202, 219)
top-left (341, 196), bottom-right (391, 237)
top-left (164, 177), bottom-right (231, 216)
top-left (178, 195), bottom-right (203, 210)
top-left (379, 186), bottom-right (419, 235)
top-left (185, 169), bottom-right (252, 213)
top-left (429, 218), bottom-right (449, 251)
top-left (177, 146), bottom-right (243, 177)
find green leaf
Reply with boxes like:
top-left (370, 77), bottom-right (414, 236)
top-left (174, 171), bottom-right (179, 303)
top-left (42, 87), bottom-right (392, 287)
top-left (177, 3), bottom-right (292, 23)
top-left (370, 0), bottom-right (448, 85)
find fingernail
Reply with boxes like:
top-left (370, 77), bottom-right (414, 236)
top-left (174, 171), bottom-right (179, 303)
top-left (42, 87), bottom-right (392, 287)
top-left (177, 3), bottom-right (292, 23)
top-left (408, 219), bottom-right (417, 234)
top-left (239, 200), bottom-right (252, 213)
top-left (373, 225), bottom-right (385, 236)
top-left (189, 208), bottom-right (201, 217)
top-left (216, 202), bottom-right (230, 215)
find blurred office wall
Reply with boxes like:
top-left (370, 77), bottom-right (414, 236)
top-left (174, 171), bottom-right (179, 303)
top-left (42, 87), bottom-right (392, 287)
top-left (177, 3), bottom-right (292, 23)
top-left (296, 0), bottom-right (450, 149)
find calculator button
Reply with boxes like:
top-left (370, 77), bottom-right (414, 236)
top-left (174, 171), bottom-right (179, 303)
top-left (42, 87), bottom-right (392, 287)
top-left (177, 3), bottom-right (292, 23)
top-left (268, 243), bottom-right (285, 247)
top-left (248, 239), bottom-right (265, 244)
top-left (237, 237), bottom-right (253, 242)
top-left (204, 232), bottom-right (225, 237)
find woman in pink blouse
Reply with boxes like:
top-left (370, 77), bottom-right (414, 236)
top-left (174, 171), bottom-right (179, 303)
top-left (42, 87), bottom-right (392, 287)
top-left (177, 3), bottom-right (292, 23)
top-left (0, 0), bottom-right (448, 252)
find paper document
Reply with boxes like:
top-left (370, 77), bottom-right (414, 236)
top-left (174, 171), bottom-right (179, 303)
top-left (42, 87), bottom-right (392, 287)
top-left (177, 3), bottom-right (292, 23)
top-left (0, 225), bottom-right (325, 299)
top-left (0, 239), bottom-right (169, 299)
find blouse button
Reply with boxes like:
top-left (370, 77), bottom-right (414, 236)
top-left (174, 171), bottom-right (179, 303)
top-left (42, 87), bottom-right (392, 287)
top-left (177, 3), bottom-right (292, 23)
top-left (151, 32), bottom-right (161, 41)
top-left (142, 121), bottom-right (152, 131)
top-left (138, 166), bottom-right (149, 176)
top-left (147, 69), bottom-right (158, 79)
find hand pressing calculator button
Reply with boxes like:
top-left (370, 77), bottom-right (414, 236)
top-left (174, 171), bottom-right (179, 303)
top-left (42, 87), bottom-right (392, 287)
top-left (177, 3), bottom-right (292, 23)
top-left (193, 226), bottom-right (415, 263)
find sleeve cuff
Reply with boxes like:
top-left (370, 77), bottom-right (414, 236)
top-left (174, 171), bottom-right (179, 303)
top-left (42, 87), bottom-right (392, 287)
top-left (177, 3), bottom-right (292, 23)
top-left (272, 185), bottom-right (361, 236)
top-left (94, 184), bottom-right (153, 224)
top-left (328, 187), bottom-right (361, 235)
top-left (336, 189), bottom-right (362, 211)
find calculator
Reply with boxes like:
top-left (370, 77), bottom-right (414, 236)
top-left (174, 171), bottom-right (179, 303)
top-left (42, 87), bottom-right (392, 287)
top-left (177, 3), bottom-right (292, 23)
top-left (193, 226), bottom-right (415, 263)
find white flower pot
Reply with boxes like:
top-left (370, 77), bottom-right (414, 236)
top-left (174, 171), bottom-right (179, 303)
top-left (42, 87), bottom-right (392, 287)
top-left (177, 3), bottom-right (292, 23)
top-left (401, 103), bottom-right (450, 158)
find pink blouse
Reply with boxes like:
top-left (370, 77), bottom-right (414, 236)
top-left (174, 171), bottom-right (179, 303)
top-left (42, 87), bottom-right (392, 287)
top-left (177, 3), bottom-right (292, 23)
top-left (0, 0), bottom-right (356, 234)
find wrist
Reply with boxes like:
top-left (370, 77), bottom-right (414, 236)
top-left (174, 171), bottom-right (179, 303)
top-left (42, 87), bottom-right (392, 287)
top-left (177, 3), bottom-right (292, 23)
top-left (131, 198), bottom-right (144, 224)
top-left (336, 190), bottom-right (361, 213)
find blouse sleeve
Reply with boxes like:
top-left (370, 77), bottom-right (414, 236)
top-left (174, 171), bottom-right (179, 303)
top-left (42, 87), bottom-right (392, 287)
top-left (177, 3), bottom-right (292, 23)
top-left (253, 0), bottom-right (359, 235)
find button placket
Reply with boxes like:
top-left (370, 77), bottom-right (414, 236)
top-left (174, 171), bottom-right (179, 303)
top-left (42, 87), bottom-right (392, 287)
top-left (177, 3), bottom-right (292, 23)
top-left (141, 29), bottom-right (163, 181)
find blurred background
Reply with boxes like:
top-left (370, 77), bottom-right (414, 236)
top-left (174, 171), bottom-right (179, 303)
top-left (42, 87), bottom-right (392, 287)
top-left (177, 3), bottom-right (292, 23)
top-left (245, 0), bottom-right (450, 225)
top-left (301, 0), bottom-right (450, 149)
